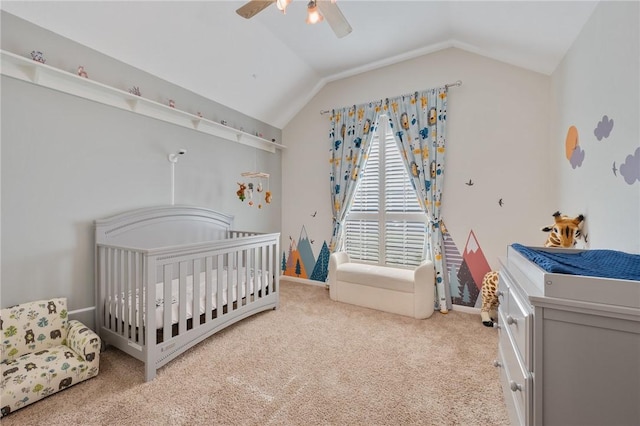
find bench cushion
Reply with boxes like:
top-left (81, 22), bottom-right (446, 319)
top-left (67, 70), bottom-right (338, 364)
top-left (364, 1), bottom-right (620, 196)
top-left (336, 263), bottom-right (414, 293)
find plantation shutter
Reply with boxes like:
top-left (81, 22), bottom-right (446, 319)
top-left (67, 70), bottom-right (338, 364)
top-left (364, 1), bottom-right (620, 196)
top-left (345, 131), bottom-right (380, 263)
top-left (345, 119), bottom-right (426, 268)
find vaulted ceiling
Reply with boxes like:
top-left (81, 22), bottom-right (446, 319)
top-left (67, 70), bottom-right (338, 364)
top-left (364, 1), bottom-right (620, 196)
top-left (1, 1), bottom-right (599, 129)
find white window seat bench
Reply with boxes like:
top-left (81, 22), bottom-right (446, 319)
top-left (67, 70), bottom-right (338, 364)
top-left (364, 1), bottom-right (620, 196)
top-left (328, 252), bottom-right (435, 319)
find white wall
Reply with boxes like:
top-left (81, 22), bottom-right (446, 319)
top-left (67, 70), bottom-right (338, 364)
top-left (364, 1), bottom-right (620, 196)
top-left (0, 14), bottom-right (282, 324)
top-left (551, 0), bottom-right (639, 253)
top-left (282, 47), bottom-right (555, 275)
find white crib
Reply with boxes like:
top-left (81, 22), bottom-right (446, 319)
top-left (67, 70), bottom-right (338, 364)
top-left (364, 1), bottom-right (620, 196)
top-left (94, 205), bottom-right (280, 381)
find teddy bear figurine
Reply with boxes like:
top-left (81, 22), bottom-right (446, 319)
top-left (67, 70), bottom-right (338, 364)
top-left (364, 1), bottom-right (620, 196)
top-left (236, 183), bottom-right (247, 201)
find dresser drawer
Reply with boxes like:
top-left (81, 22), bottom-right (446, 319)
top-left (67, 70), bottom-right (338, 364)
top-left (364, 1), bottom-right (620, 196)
top-left (496, 271), bottom-right (509, 313)
top-left (499, 271), bottom-right (533, 369)
top-left (497, 315), bottom-right (532, 426)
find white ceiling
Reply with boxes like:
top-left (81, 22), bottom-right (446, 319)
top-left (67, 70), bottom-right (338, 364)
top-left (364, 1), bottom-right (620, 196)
top-left (2, 1), bottom-right (599, 129)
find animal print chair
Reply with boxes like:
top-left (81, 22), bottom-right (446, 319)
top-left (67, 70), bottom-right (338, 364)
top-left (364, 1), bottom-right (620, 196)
top-left (481, 211), bottom-right (585, 327)
top-left (1, 297), bottom-right (100, 417)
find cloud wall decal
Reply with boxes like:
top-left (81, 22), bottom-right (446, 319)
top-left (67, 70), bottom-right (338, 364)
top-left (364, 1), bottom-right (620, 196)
top-left (594, 115), bottom-right (614, 141)
top-left (619, 147), bottom-right (640, 185)
top-left (570, 145), bottom-right (585, 169)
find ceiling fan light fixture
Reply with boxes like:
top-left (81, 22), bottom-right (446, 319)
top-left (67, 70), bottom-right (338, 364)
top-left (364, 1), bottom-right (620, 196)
top-left (306, 1), bottom-right (324, 25)
top-left (276, 0), bottom-right (291, 14)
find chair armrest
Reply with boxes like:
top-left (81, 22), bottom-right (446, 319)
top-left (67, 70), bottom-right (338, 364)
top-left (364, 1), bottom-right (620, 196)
top-left (329, 252), bottom-right (351, 300)
top-left (66, 320), bottom-right (101, 364)
top-left (414, 260), bottom-right (435, 319)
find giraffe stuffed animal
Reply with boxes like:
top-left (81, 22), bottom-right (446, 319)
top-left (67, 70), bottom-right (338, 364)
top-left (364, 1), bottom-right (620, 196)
top-left (481, 211), bottom-right (585, 327)
top-left (481, 271), bottom-right (500, 327)
top-left (541, 211), bottom-right (585, 248)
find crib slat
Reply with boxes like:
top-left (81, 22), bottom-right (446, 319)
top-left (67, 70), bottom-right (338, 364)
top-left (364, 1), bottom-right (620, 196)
top-left (268, 244), bottom-right (272, 292)
top-left (216, 255), bottom-right (223, 315)
top-left (179, 261), bottom-right (188, 335)
top-left (228, 252), bottom-right (234, 313)
top-left (98, 246), bottom-right (107, 329)
top-left (243, 248), bottom-right (249, 305)
top-left (245, 249), bottom-right (252, 303)
top-left (253, 246), bottom-right (259, 300)
top-left (106, 247), bottom-right (114, 330)
top-left (134, 251), bottom-right (143, 343)
top-left (163, 264), bottom-right (172, 342)
top-left (205, 256), bottom-right (213, 321)
top-left (116, 249), bottom-right (123, 333)
top-left (192, 258), bottom-right (201, 329)
top-left (262, 246), bottom-right (271, 296)
top-left (123, 250), bottom-right (130, 339)
top-left (235, 250), bottom-right (241, 307)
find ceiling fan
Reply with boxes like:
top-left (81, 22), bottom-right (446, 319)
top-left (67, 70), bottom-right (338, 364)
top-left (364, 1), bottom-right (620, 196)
top-left (236, 0), bottom-right (353, 38)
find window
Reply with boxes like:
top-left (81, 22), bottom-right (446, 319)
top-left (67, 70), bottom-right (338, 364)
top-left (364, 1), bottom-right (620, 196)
top-left (344, 118), bottom-right (427, 268)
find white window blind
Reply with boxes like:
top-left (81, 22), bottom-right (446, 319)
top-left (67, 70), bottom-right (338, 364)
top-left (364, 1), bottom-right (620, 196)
top-left (344, 119), bottom-right (427, 268)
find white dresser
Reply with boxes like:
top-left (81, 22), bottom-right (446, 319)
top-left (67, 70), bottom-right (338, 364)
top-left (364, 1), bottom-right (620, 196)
top-left (496, 246), bottom-right (640, 426)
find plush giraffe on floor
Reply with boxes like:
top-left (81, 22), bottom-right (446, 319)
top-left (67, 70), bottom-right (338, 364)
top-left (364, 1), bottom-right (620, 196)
top-left (480, 271), bottom-right (500, 327)
top-left (481, 211), bottom-right (586, 327)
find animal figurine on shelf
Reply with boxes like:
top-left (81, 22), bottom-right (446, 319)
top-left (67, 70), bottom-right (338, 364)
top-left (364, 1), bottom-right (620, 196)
top-left (541, 211), bottom-right (585, 248)
top-left (480, 271), bottom-right (500, 327)
top-left (77, 66), bottom-right (88, 78)
top-left (30, 50), bottom-right (46, 63)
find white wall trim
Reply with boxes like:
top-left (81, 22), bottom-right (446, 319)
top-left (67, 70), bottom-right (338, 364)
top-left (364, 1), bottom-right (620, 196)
top-left (451, 304), bottom-right (481, 315)
top-left (280, 275), bottom-right (327, 288)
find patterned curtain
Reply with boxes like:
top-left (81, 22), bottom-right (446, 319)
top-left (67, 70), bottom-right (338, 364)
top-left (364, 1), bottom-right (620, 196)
top-left (385, 87), bottom-right (449, 313)
top-left (328, 102), bottom-right (382, 253)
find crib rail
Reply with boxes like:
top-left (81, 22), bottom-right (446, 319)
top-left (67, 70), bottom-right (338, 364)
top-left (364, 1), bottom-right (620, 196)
top-left (95, 231), bottom-right (279, 380)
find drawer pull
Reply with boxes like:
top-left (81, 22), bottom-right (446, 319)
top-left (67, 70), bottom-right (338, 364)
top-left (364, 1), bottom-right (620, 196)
top-left (506, 315), bottom-right (517, 325)
top-left (509, 381), bottom-right (523, 392)
top-left (493, 360), bottom-right (502, 368)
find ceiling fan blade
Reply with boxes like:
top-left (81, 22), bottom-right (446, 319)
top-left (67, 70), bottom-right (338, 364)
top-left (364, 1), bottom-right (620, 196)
top-left (236, 0), bottom-right (275, 19)
top-left (317, 0), bottom-right (353, 38)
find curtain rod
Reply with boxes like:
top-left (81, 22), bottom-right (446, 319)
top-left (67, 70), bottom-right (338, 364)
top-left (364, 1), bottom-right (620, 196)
top-left (320, 80), bottom-right (462, 115)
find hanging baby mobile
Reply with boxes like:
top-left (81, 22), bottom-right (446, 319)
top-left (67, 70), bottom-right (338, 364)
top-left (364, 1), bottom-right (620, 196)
top-left (236, 171), bottom-right (272, 209)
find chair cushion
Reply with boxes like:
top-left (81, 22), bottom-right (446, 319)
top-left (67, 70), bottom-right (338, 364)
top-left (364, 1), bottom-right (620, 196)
top-left (0, 344), bottom-right (99, 417)
top-left (1, 298), bottom-right (68, 362)
top-left (336, 263), bottom-right (414, 293)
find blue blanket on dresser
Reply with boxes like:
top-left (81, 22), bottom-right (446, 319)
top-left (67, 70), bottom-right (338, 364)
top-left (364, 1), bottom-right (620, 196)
top-left (511, 244), bottom-right (640, 281)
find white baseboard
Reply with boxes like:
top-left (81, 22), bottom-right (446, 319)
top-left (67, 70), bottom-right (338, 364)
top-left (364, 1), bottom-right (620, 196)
top-left (279, 275), bottom-right (327, 288)
top-left (451, 304), bottom-right (481, 315)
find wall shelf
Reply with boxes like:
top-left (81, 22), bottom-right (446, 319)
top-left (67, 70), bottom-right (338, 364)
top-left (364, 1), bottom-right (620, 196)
top-left (0, 50), bottom-right (285, 153)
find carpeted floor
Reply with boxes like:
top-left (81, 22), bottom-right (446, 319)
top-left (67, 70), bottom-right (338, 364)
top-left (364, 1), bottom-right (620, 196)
top-left (2, 279), bottom-right (509, 425)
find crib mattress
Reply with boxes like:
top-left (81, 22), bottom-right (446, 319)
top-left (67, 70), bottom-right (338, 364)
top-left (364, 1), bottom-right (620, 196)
top-left (109, 267), bottom-right (264, 329)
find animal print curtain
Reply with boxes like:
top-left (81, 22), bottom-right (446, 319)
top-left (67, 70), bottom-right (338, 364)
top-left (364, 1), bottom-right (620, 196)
top-left (385, 87), bottom-right (449, 313)
top-left (328, 102), bottom-right (382, 253)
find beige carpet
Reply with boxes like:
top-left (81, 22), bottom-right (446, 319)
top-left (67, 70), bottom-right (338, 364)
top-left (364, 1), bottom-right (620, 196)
top-left (2, 280), bottom-right (509, 425)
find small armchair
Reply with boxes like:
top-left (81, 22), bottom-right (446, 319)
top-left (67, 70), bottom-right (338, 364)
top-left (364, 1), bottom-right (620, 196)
top-left (1, 297), bottom-right (100, 417)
